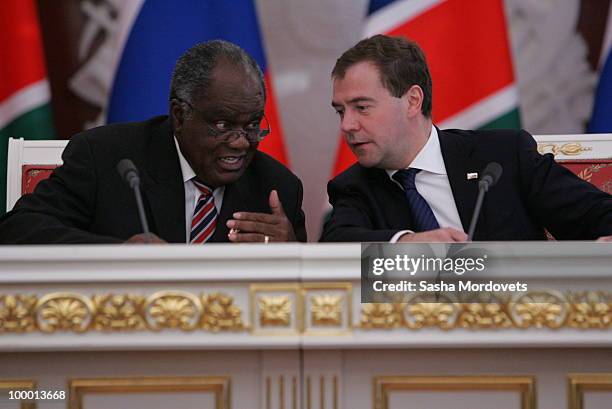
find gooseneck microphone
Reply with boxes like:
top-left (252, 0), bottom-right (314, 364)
top-left (467, 162), bottom-right (503, 241)
top-left (116, 159), bottom-right (151, 240)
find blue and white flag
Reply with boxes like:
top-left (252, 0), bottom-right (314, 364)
top-left (588, 6), bottom-right (612, 133)
top-left (103, 0), bottom-right (289, 164)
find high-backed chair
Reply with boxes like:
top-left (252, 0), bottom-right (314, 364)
top-left (533, 134), bottom-right (612, 194)
top-left (5, 137), bottom-right (68, 212)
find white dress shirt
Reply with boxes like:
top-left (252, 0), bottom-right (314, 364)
top-left (387, 126), bottom-right (463, 242)
top-left (174, 137), bottom-right (225, 242)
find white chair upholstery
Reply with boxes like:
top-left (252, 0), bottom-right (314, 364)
top-left (6, 137), bottom-right (68, 211)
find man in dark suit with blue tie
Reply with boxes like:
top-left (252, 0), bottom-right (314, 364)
top-left (321, 35), bottom-right (612, 242)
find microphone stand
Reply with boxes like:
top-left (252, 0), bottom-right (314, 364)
top-left (467, 162), bottom-right (502, 241)
top-left (117, 159), bottom-right (151, 243)
top-left (129, 177), bottom-right (151, 241)
top-left (467, 182), bottom-right (488, 241)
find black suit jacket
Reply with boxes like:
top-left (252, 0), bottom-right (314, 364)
top-left (0, 116), bottom-right (307, 244)
top-left (320, 128), bottom-right (612, 242)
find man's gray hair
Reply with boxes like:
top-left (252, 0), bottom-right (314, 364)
top-left (169, 40), bottom-right (265, 114)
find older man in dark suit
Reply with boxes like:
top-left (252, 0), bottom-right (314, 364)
top-left (0, 40), bottom-right (306, 244)
top-left (321, 35), bottom-right (612, 242)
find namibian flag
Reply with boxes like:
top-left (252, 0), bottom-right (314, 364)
top-left (331, 0), bottom-right (521, 176)
top-left (0, 0), bottom-right (55, 214)
top-left (107, 0), bottom-right (289, 165)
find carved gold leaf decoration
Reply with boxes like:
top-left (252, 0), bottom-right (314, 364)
top-left (0, 295), bottom-right (37, 332)
top-left (457, 293), bottom-right (512, 329)
top-left (36, 293), bottom-right (93, 333)
top-left (258, 295), bottom-right (292, 327)
top-left (403, 293), bottom-right (459, 330)
top-left (360, 303), bottom-right (404, 329)
top-left (567, 291), bottom-right (612, 329)
top-left (405, 302), bottom-right (457, 330)
top-left (201, 292), bottom-right (245, 332)
top-left (537, 143), bottom-right (591, 157)
top-left (510, 291), bottom-right (567, 329)
top-left (146, 291), bottom-right (202, 331)
top-left (4, 288), bottom-right (612, 334)
top-left (458, 303), bottom-right (513, 329)
top-left (310, 294), bottom-right (343, 326)
top-left (92, 294), bottom-right (146, 331)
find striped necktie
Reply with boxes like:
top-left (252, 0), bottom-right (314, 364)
top-left (190, 179), bottom-right (217, 243)
top-left (393, 168), bottom-right (440, 232)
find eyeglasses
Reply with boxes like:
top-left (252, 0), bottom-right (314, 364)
top-left (177, 99), bottom-right (270, 144)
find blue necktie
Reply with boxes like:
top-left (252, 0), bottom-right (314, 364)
top-left (393, 168), bottom-right (440, 232)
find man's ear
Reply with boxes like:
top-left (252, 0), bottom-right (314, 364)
top-left (402, 85), bottom-right (424, 117)
top-left (170, 99), bottom-right (185, 134)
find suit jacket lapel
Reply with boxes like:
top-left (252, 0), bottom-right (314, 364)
top-left (141, 119), bottom-right (186, 243)
top-left (438, 128), bottom-right (482, 234)
top-left (370, 168), bottom-right (415, 230)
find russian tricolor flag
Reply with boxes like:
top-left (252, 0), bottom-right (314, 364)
top-left (106, 0), bottom-right (289, 165)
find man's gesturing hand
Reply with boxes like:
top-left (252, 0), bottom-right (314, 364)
top-left (227, 190), bottom-right (297, 243)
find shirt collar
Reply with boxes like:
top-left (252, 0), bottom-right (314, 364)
top-left (173, 136), bottom-right (195, 183)
top-left (386, 125), bottom-right (446, 178)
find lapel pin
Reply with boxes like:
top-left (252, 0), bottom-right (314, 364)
top-left (467, 172), bottom-right (478, 180)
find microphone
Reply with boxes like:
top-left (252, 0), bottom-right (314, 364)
top-left (467, 162), bottom-right (503, 241)
top-left (117, 158), bottom-right (140, 189)
top-left (116, 159), bottom-right (151, 240)
top-left (478, 162), bottom-right (503, 192)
